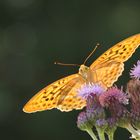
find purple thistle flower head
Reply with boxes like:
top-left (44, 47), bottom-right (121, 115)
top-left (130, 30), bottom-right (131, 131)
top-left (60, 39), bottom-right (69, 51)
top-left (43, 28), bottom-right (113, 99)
top-left (86, 105), bottom-right (105, 124)
top-left (127, 79), bottom-right (140, 112)
top-left (86, 93), bottom-right (106, 125)
top-left (105, 118), bottom-right (117, 135)
top-left (96, 119), bottom-right (107, 128)
top-left (130, 60), bottom-right (140, 79)
top-left (77, 111), bottom-right (92, 131)
top-left (107, 118), bottom-right (117, 127)
top-left (78, 83), bottom-right (105, 100)
top-left (127, 79), bottom-right (140, 129)
top-left (99, 87), bottom-right (130, 123)
top-left (99, 87), bottom-right (129, 107)
top-left (77, 83), bottom-right (106, 127)
top-left (127, 79), bottom-right (140, 104)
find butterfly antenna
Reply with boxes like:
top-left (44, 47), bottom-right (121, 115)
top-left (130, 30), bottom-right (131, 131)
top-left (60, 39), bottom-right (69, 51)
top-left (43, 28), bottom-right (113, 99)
top-left (83, 43), bottom-right (100, 65)
top-left (54, 61), bottom-right (80, 67)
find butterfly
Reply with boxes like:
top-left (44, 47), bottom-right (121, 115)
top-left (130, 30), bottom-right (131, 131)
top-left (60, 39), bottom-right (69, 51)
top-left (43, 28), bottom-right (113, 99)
top-left (23, 34), bottom-right (140, 113)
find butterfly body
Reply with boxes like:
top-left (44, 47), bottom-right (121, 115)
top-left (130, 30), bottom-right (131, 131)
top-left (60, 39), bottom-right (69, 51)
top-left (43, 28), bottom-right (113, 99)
top-left (78, 64), bottom-right (99, 86)
top-left (23, 34), bottom-right (140, 113)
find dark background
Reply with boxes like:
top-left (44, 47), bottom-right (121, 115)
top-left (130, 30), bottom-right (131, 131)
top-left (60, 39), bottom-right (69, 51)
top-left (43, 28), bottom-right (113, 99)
top-left (0, 0), bottom-right (140, 140)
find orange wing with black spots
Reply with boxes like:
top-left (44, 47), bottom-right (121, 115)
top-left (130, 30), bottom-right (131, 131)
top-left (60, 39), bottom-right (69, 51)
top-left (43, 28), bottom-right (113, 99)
top-left (90, 34), bottom-right (140, 87)
top-left (23, 74), bottom-right (86, 113)
top-left (23, 34), bottom-right (140, 113)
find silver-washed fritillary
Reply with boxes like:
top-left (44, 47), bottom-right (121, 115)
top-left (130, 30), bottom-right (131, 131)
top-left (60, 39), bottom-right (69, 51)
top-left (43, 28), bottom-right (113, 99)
top-left (23, 34), bottom-right (140, 113)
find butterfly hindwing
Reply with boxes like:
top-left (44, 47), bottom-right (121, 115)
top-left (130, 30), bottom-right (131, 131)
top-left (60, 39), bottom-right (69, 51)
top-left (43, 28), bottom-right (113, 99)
top-left (57, 79), bottom-right (86, 112)
top-left (92, 62), bottom-right (124, 88)
top-left (23, 74), bottom-right (86, 113)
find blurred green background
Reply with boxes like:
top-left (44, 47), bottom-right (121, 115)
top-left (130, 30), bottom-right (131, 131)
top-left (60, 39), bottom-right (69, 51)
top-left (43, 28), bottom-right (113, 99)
top-left (0, 0), bottom-right (140, 140)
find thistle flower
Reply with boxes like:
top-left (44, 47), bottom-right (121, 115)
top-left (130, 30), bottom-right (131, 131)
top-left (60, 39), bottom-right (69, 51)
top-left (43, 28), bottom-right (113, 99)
top-left (76, 59), bottom-right (140, 140)
top-left (96, 119), bottom-right (107, 129)
top-left (77, 83), bottom-right (106, 140)
top-left (77, 111), bottom-right (92, 131)
top-left (78, 83), bottom-right (106, 124)
top-left (77, 111), bottom-right (98, 140)
top-left (127, 79), bottom-right (140, 129)
top-left (130, 60), bottom-right (140, 79)
top-left (78, 83), bottom-right (105, 100)
top-left (86, 98), bottom-right (106, 140)
top-left (83, 84), bottom-right (106, 124)
top-left (99, 87), bottom-right (129, 127)
top-left (86, 96), bottom-right (105, 123)
top-left (99, 87), bottom-right (129, 108)
top-left (95, 119), bottom-right (108, 140)
top-left (105, 118), bottom-right (117, 140)
top-left (128, 60), bottom-right (140, 129)
top-left (106, 118), bottom-right (117, 130)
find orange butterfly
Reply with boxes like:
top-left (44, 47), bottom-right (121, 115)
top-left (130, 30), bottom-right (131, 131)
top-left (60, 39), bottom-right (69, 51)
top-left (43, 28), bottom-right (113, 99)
top-left (23, 34), bottom-right (140, 113)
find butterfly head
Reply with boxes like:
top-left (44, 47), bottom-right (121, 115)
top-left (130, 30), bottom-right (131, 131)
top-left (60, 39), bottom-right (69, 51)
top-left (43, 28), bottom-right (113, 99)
top-left (79, 65), bottom-right (89, 79)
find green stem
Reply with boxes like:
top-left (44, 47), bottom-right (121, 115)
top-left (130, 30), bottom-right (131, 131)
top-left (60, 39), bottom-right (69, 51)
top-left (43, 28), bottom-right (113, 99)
top-left (108, 132), bottom-right (114, 140)
top-left (86, 128), bottom-right (98, 140)
top-left (126, 124), bottom-right (140, 139)
top-left (96, 128), bottom-right (105, 140)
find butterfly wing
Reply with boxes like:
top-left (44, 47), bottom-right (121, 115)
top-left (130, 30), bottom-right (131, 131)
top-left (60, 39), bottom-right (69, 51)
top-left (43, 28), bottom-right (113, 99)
top-left (56, 79), bottom-right (86, 112)
top-left (23, 74), bottom-right (86, 113)
top-left (90, 34), bottom-right (140, 87)
top-left (91, 62), bottom-right (124, 87)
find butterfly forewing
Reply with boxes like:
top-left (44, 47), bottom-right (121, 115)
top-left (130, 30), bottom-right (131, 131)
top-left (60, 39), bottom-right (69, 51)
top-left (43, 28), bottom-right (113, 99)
top-left (90, 34), bottom-right (140, 87)
top-left (23, 74), bottom-right (86, 113)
